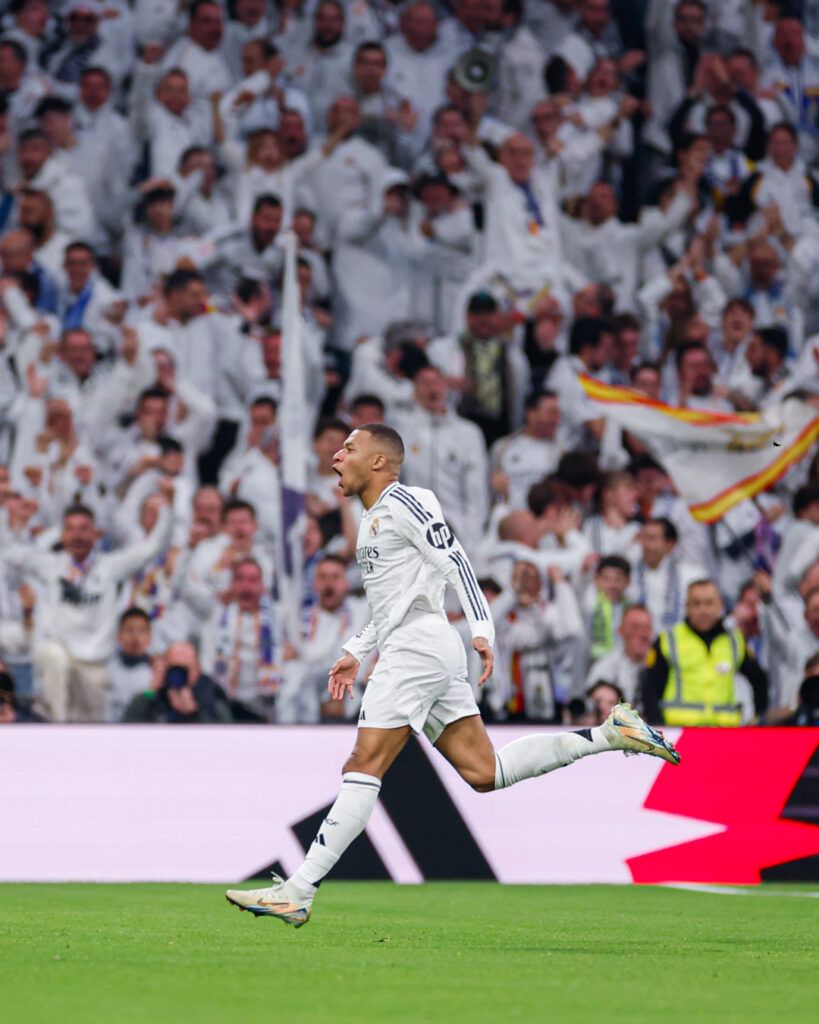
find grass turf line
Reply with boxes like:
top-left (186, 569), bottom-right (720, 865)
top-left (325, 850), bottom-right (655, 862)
top-left (1, 882), bottom-right (817, 1024)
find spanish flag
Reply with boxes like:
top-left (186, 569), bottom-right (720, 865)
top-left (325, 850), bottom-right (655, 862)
top-left (579, 375), bottom-right (819, 523)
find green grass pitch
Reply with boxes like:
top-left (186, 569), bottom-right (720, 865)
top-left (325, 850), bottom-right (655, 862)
top-left (2, 883), bottom-right (818, 1024)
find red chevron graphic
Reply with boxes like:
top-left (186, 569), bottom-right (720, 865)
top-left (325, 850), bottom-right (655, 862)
top-left (627, 729), bottom-right (819, 884)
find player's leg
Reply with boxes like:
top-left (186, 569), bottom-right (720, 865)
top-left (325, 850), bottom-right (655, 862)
top-left (225, 725), bottom-right (411, 925)
top-left (287, 724), bottom-right (412, 893)
top-left (433, 706), bottom-right (680, 793)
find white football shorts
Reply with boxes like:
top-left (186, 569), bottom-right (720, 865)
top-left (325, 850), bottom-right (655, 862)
top-left (358, 611), bottom-right (479, 743)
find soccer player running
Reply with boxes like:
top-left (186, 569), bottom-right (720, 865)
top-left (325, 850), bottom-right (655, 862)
top-left (226, 426), bottom-right (680, 926)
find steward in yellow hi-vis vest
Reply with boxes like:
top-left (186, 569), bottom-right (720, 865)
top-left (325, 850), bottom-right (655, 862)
top-left (641, 580), bottom-right (769, 726)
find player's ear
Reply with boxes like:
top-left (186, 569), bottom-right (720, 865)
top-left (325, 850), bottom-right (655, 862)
top-left (371, 452), bottom-right (386, 470)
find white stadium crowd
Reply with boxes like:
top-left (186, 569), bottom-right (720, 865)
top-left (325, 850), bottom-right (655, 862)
top-left (1, 0), bottom-right (819, 726)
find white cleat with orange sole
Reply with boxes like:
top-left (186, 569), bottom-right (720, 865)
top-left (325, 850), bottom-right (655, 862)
top-left (225, 874), bottom-right (312, 928)
top-left (602, 702), bottom-right (681, 765)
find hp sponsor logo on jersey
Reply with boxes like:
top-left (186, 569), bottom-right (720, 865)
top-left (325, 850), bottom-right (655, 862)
top-left (426, 522), bottom-right (454, 550)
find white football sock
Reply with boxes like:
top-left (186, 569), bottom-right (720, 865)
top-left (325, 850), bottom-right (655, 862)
top-left (494, 728), bottom-right (613, 790)
top-left (289, 772), bottom-right (381, 896)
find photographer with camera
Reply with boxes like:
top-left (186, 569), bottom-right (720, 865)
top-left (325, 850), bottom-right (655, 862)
top-left (122, 640), bottom-right (232, 724)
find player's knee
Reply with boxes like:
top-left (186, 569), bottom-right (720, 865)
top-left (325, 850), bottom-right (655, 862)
top-left (343, 753), bottom-right (381, 778)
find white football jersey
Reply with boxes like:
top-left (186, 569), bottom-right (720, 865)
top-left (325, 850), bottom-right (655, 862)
top-left (342, 482), bottom-right (494, 662)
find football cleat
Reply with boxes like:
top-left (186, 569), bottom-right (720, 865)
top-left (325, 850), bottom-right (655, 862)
top-left (602, 702), bottom-right (681, 766)
top-left (225, 874), bottom-right (312, 928)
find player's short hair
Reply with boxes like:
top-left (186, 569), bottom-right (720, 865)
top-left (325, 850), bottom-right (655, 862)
top-left (358, 423), bottom-right (404, 464)
top-left (222, 498), bottom-right (256, 521)
top-left (63, 502), bottom-right (95, 523)
top-left (646, 516), bottom-right (678, 544)
top-left (119, 607), bottom-right (152, 629)
top-left (597, 555), bottom-right (631, 577)
top-left (251, 395), bottom-right (278, 413)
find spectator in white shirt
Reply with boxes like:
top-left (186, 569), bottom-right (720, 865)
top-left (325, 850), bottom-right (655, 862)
top-left (627, 516), bottom-right (705, 633)
top-left (395, 363), bottom-right (489, 554)
top-left (293, 553), bottom-right (371, 723)
top-left (490, 391), bottom-right (564, 511)
top-left (106, 606), bottom-right (154, 722)
top-left (200, 556), bottom-right (286, 722)
top-left (14, 127), bottom-right (95, 242)
top-left (160, 0), bottom-right (232, 113)
top-left (287, 0), bottom-right (355, 132)
top-left (1, 491), bottom-right (173, 721)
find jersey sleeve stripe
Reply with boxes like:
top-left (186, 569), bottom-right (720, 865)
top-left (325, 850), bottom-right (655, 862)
top-left (449, 553), bottom-right (481, 618)
top-left (391, 490), bottom-right (428, 524)
top-left (452, 550), bottom-right (488, 621)
top-left (393, 487), bottom-right (433, 521)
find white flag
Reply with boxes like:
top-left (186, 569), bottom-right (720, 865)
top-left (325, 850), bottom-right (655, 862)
top-left (279, 233), bottom-right (307, 647)
top-left (580, 375), bottom-right (819, 522)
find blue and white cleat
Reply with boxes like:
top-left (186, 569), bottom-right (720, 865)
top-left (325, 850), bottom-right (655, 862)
top-left (602, 702), bottom-right (681, 765)
top-left (225, 874), bottom-right (312, 928)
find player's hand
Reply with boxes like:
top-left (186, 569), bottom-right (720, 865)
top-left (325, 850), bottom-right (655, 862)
top-left (472, 637), bottom-right (494, 687)
top-left (328, 652), bottom-right (360, 701)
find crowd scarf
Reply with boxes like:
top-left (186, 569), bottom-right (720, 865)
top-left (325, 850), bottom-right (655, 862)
top-left (635, 555), bottom-right (681, 630)
top-left (65, 552), bottom-right (94, 585)
top-left (212, 596), bottom-right (280, 697)
top-left (129, 552), bottom-right (173, 620)
top-left (515, 180), bottom-right (545, 229)
top-left (458, 332), bottom-right (505, 420)
top-left (61, 281), bottom-right (94, 330)
top-left (703, 150), bottom-right (747, 209)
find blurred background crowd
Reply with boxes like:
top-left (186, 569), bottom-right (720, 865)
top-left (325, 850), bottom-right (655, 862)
top-left (1, 0), bottom-right (819, 727)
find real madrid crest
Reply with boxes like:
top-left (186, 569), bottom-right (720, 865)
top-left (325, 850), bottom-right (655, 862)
top-left (370, 517), bottom-right (380, 536)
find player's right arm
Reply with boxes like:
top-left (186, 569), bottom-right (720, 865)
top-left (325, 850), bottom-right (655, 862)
top-left (388, 486), bottom-right (496, 673)
top-left (332, 620), bottom-right (377, 700)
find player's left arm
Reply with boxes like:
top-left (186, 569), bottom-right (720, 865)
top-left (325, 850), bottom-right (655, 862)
top-left (389, 488), bottom-right (495, 684)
